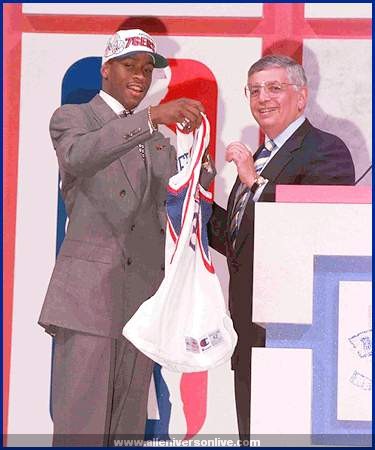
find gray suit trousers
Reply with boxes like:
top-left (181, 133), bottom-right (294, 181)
top-left (51, 328), bottom-right (154, 446)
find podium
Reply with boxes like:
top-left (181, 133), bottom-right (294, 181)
top-left (250, 186), bottom-right (372, 446)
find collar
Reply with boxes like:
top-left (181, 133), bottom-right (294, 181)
top-left (266, 115), bottom-right (306, 150)
top-left (99, 90), bottom-right (131, 116)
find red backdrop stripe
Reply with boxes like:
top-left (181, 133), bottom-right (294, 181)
top-left (3, 3), bottom-right (23, 445)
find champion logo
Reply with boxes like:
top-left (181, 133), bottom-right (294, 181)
top-left (200, 338), bottom-right (209, 348)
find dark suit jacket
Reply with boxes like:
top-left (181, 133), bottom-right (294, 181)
top-left (39, 94), bottom-right (177, 338)
top-left (208, 119), bottom-right (355, 368)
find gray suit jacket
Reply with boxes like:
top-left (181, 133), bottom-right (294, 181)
top-left (39, 94), bottom-right (177, 338)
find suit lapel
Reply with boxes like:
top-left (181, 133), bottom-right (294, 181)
top-left (89, 94), bottom-right (118, 124)
top-left (88, 94), bottom-right (147, 201)
top-left (227, 177), bottom-right (241, 221)
top-left (260, 119), bottom-right (312, 183)
top-left (118, 149), bottom-right (147, 201)
top-left (142, 140), bottom-right (154, 204)
top-left (146, 135), bottom-right (171, 170)
top-left (233, 119), bottom-right (312, 254)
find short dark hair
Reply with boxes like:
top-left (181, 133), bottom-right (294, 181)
top-left (248, 55), bottom-right (307, 87)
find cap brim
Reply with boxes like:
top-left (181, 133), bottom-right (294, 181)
top-left (153, 53), bottom-right (169, 68)
top-left (109, 51), bottom-right (168, 68)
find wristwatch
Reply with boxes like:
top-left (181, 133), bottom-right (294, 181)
top-left (250, 175), bottom-right (268, 194)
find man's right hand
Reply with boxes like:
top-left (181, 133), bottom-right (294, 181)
top-left (149, 98), bottom-right (205, 131)
top-left (225, 142), bottom-right (257, 187)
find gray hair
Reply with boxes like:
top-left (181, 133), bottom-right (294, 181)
top-left (248, 55), bottom-right (307, 87)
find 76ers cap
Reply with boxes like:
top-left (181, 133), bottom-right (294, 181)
top-left (102, 29), bottom-right (168, 68)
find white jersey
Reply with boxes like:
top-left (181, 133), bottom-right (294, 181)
top-left (124, 114), bottom-right (237, 372)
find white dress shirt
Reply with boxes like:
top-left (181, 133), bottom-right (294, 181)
top-left (99, 89), bottom-right (155, 133)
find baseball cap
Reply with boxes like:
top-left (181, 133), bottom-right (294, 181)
top-left (102, 29), bottom-right (168, 68)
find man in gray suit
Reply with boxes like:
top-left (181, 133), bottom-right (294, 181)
top-left (39, 29), bottom-right (211, 446)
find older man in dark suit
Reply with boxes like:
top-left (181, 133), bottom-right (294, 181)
top-left (208, 54), bottom-right (355, 444)
top-left (39, 29), bottom-right (212, 446)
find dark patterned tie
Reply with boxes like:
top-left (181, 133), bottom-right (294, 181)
top-left (229, 139), bottom-right (276, 247)
top-left (118, 109), bottom-right (132, 118)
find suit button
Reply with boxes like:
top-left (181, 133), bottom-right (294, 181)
top-left (161, 264), bottom-right (165, 271)
top-left (120, 190), bottom-right (126, 198)
top-left (127, 257), bottom-right (132, 265)
top-left (160, 228), bottom-right (165, 235)
top-left (131, 224), bottom-right (135, 231)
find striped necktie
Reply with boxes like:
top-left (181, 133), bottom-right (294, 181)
top-left (229, 139), bottom-right (276, 246)
top-left (254, 138), bottom-right (276, 171)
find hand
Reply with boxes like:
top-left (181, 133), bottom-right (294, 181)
top-left (150, 98), bottom-right (205, 131)
top-left (201, 146), bottom-right (211, 166)
top-left (225, 142), bottom-right (257, 187)
top-left (202, 152), bottom-right (216, 174)
top-left (199, 153), bottom-right (216, 189)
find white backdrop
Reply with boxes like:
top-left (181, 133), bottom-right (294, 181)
top-left (7, 2), bottom-right (372, 446)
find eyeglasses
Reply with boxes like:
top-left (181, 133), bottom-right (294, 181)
top-left (244, 81), bottom-right (299, 99)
